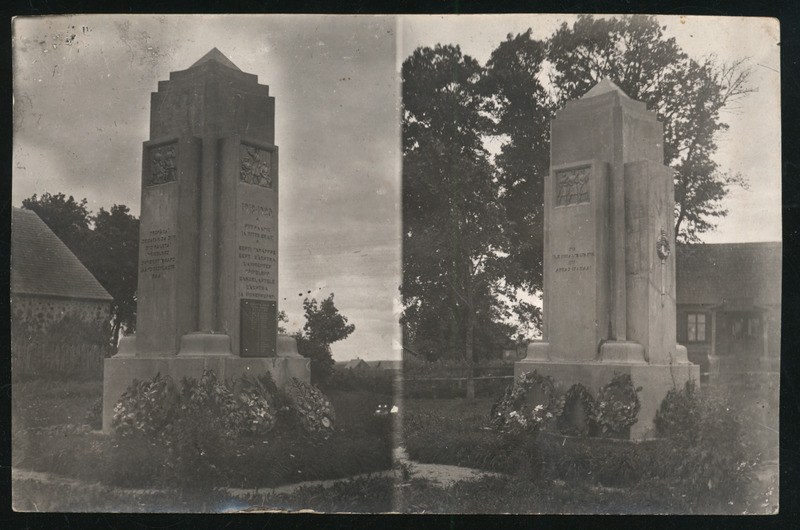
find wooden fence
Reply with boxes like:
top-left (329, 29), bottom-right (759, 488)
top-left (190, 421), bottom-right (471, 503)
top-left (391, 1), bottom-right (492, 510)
top-left (12, 342), bottom-right (110, 380)
top-left (401, 375), bottom-right (514, 399)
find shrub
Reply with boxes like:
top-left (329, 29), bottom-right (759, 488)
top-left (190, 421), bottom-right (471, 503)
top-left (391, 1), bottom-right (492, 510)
top-left (110, 371), bottom-right (310, 493)
top-left (589, 373), bottom-right (641, 438)
top-left (667, 387), bottom-right (754, 508)
top-left (112, 371), bottom-right (288, 441)
top-left (112, 372), bottom-right (179, 437)
top-left (489, 370), bottom-right (558, 435)
top-left (654, 380), bottom-right (701, 443)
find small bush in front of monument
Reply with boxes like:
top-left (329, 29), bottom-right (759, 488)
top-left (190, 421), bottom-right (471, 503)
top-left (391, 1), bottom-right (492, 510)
top-left (112, 372), bottom-right (180, 436)
top-left (589, 373), bottom-right (641, 438)
top-left (111, 370), bottom-right (285, 492)
top-left (654, 384), bottom-right (755, 508)
top-left (489, 370), bottom-right (559, 436)
top-left (653, 380), bottom-right (701, 443)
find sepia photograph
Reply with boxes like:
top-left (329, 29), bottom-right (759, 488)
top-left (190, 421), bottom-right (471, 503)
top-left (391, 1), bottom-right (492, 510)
top-left (397, 13), bottom-right (780, 515)
top-left (11, 13), bottom-right (780, 514)
top-left (12, 14), bottom-right (402, 512)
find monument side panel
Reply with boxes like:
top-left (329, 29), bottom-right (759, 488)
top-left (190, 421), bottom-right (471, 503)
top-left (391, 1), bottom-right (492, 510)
top-left (546, 161), bottom-right (607, 361)
top-left (624, 160), bottom-right (678, 363)
top-left (136, 136), bottom-right (201, 355)
top-left (218, 137), bottom-right (279, 357)
top-left (620, 100), bottom-right (665, 166)
top-left (150, 84), bottom-right (205, 139)
top-left (549, 99), bottom-right (618, 360)
top-left (550, 102), bottom-right (616, 167)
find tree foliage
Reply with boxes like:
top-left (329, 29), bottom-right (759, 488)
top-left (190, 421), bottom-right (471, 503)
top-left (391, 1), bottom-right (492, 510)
top-left (91, 204), bottom-right (140, 345)
top-left (295, 293), bottom-right (355, 384)
top-left (402, 45), bottom-right (517, 368)
top-left (483, 30), bottom-right (553, 290)
top-left (547, 15), bottom-right (751, 241)
top-left (21, 193), bottom-right (140, 347)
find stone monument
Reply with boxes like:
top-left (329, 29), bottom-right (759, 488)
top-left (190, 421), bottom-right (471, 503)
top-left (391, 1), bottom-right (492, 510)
top-left (103, 49), bottom-right (309, 431)
top-left (516, 79), bottom-right (699, 439)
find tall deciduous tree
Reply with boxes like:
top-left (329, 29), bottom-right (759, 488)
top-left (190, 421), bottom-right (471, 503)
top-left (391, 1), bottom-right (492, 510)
top-left (295, 293), bottom-right (355, 385)
top-left (547, 15), bottom-right (751, 241)
top-left (483, 30), bottom-right (553, 292)
top-left (403, 45), bottom-right (514, 397)
top-left (91, 204), bottom-right (140, 346)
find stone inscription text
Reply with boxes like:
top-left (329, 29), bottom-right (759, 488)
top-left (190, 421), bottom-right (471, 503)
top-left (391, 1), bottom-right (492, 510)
top-left (237, 200), bottom-right (277, 301)
top-left (553, 247), bottom-right (594, 273)
top-left (140, 228), bottom-right (176, 279)
top-left (556, 167), bottom-right (590, 207)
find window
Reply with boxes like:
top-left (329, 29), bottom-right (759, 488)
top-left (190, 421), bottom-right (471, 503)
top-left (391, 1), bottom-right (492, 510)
top-left (687, 313), bottom-right (706, 342)
top-left (731, 314), bottom-right (761, 342)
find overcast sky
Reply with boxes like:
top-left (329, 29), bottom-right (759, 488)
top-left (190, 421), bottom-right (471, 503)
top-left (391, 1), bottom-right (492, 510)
top-left (400, 15), bottom-right (782, 244)
top-left (13, 15), bottom-right (401, 362)
top-left (13, 15), bottom-right (781, 361)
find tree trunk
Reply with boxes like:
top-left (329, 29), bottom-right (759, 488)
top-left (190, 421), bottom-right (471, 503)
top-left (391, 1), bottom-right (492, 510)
top-left (465, 310), bottom-right (475, 400)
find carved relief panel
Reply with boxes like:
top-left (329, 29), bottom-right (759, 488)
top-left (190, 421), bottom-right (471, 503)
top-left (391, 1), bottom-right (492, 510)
top-left (239, 144), bottom-right (274, 189)
top-left (555, 166), bottom-right (590, 207)
top-left (146, 143), bottom-right (177, 186)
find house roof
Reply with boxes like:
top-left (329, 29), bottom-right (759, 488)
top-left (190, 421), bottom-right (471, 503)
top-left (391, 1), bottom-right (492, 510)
top-left (368, 360), bottom-right (403, 370)
top-left (343, 358), bottom-right (369, 370)
top-left (675, 242), bottom-right (781, 308)
top-left (11, 207), bottom-right (112, 301)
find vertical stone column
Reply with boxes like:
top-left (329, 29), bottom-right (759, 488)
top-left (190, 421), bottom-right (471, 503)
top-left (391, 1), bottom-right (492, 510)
top-left (217, 136), bottom-right (279, 357)
top-left (135, 136), bottom-right (202, 356)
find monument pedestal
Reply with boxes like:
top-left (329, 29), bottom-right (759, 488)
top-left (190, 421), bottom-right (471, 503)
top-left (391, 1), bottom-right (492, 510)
top-left (515, 358), bottom-right (697, 439)
top-left (102, 334), bottom-right (309, 432)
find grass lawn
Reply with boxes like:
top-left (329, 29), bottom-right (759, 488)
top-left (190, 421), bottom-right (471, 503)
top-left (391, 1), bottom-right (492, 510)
top-left (12, 375), bottom-right (778, 513)
top-left (400, 386), bottom-right (778, 515)
top-left (12, 377), bottom-right (394, 512)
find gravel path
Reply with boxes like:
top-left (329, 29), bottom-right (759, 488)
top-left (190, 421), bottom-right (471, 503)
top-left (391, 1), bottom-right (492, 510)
top-left (392, 445), bottom-right (503, 487)
top-left (14, 446), bottom-right (501, 512)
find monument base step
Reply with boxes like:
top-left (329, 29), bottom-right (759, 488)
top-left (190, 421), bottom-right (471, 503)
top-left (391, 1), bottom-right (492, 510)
top-left (178, 332), bottom-right (234, 356)
top-left (102, 354), bottom-right (310, 433)
top-left (514, 359), bottom-right (699, 440)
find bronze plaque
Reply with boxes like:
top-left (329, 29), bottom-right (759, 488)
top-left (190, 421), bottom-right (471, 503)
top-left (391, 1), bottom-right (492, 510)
top-left (240, 299), bottom-right (277, 357)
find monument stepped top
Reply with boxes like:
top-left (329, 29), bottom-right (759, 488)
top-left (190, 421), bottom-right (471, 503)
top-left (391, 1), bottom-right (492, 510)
top-left (581, 78), bottom-right (631, 100)
top-left (190, 47), bottom-right (241, 72)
